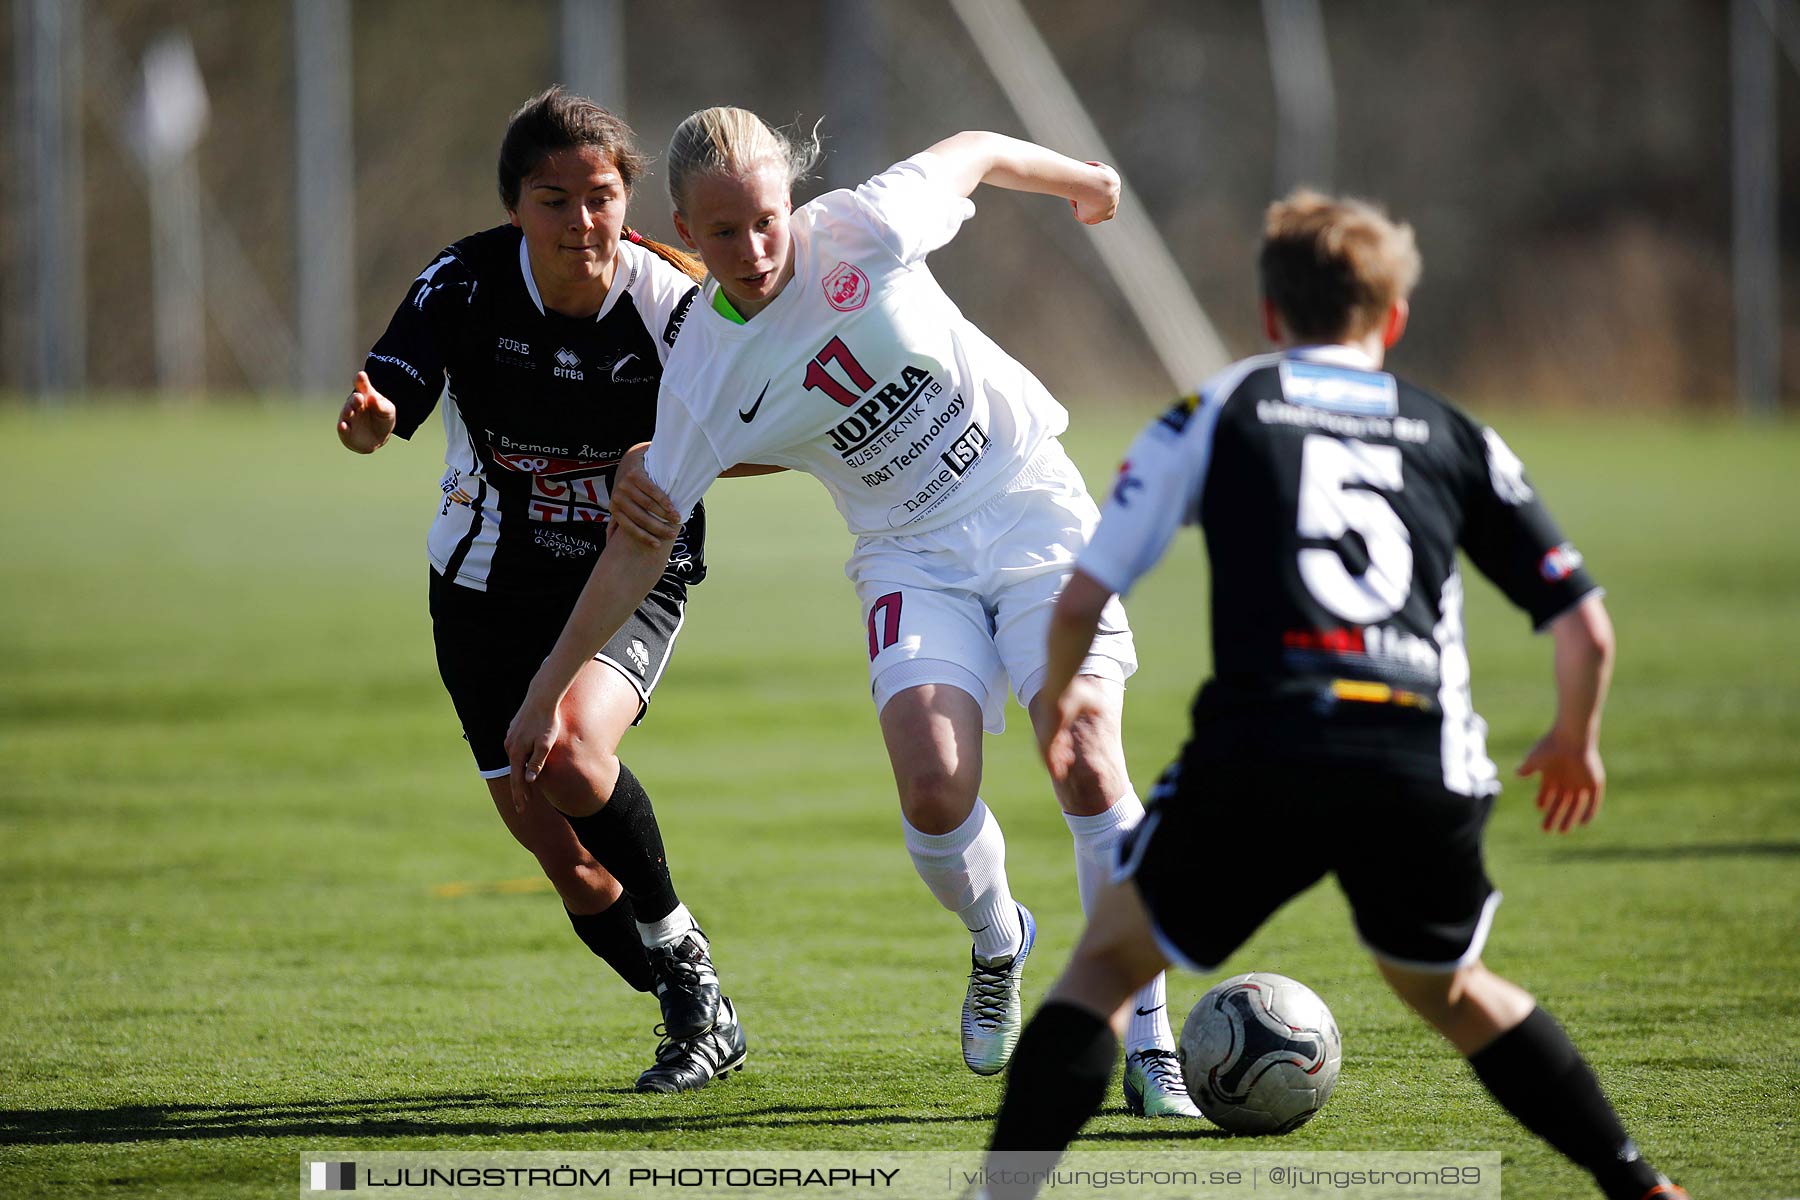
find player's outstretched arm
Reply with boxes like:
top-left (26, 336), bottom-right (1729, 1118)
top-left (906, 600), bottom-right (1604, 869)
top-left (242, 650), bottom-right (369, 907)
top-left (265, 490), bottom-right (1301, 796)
top-left (1517, 593), bottom-right (1615, 833)
top-left (504, 528), bottom-right (674, 812)
top-left (920, 131), bottom-right (1119, 224)
top-left (336, 370), bottom-right (398, 454)
top-left (1038, 569), bottom-right (1115, 780)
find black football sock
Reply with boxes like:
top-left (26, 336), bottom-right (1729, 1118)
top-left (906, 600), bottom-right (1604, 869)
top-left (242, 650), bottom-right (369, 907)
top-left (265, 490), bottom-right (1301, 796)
top-left (559, 762), bottom-right (680, 923)
top-left (989, 1001), bottom-right (1116, 1157)
top-left (1466, 1007), bottom-right (1664, 1199)
top-left (565, 898), bottom-right (654, 993)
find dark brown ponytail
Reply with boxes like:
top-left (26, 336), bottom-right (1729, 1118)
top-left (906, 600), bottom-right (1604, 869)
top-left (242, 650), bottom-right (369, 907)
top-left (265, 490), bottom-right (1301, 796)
top-left (623, 226), bottom-right (706, 285)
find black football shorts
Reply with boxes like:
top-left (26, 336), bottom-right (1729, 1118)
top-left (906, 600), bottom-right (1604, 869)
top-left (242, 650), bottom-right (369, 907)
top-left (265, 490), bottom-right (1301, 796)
top-left (1119, 751), bottom-right (1500, 972)
top-left (428, 568), bottom-right (686, 777)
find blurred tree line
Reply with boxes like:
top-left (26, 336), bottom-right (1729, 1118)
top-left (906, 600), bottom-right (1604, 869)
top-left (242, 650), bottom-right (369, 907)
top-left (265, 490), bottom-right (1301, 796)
top-left (3, 0), bottom-right (1794, 409)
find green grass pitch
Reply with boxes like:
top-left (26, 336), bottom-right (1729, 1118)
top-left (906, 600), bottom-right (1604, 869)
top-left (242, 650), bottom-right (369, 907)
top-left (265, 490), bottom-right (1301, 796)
top-left (1, 403), bottom-right (1795, 1198)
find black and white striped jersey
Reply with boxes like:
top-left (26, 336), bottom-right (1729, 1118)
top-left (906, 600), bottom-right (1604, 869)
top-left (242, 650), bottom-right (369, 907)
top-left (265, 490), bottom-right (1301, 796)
top-left (364, 226), bottom-right (704, 595)
top-left (1080, 345), bottom-right (1600, 795)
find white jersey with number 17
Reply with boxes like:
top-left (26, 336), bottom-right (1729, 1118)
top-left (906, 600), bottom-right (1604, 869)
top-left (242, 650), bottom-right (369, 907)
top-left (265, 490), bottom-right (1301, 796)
top-left (645, 153), bottom-right (1069, 537)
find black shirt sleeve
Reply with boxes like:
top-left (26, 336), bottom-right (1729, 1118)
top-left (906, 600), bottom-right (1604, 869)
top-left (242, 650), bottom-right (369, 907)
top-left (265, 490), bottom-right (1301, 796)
top-left (1453, 413), bottom-right (1600, 630)
top-left (362, 246), bottom-right (476, 440)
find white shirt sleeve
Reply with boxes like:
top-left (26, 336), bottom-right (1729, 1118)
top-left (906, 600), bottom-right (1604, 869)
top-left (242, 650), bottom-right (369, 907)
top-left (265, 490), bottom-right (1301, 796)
top-left (1077, 400), bottom-right (1215, 597)
top-left (644, 388), bottom-right (729, 523)
top-left (849, 152), bottom-right (976, 265)
top-left (629, 250), bottom-right (700, 367)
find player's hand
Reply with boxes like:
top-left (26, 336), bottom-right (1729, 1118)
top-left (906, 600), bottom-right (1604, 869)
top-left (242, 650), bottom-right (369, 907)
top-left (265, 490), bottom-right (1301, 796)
top-left (1517, 731), bottom-right (1605, 834)
top-left (338, 371), bottom-right (398, 453)
top-left (504, 687), bottom-right (565, 813)
top-left (1070, 162), bottom-right (1120, 225)
top-left (608, 443), bottom-right (682, 547)
top-left (1037, 677), bottom-right (1105, 782)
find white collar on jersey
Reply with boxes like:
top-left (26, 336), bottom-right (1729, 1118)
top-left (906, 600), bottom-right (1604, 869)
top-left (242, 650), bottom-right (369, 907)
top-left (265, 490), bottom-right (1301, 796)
top-left (1285, 343), bottom-right (1381, 371)
top-left (517, 234), bottom-right (632, 322)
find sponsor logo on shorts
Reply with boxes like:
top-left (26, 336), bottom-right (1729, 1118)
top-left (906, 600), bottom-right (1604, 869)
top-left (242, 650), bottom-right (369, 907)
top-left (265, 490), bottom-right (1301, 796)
top-left (626, 639), bottom-right (650, 675)
top-left (822, 262), bottom-right (870, 311)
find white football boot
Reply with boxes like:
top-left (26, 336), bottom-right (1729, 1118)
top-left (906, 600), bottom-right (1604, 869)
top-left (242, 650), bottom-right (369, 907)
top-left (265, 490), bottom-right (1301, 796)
top-left (961, 903), bottom-right (1036, 1076)
top-left (1123, 1046), bottom-right (1201, 1117)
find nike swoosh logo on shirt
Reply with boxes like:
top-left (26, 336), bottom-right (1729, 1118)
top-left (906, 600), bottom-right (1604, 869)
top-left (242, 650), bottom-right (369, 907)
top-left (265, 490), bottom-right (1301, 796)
top-left (738, 381), bottom-right (770, 423)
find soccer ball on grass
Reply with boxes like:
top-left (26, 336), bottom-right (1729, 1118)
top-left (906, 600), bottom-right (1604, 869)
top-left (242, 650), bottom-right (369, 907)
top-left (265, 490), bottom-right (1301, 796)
top-left (1178, 972), bottom-right (1342, 1134)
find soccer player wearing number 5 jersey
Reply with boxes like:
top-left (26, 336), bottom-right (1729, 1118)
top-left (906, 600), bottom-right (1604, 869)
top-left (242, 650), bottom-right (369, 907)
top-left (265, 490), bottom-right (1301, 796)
top-left (979, 193), bottom-right (1686, 1200)
top-left (506, 109), bottom-right (1195, 1114)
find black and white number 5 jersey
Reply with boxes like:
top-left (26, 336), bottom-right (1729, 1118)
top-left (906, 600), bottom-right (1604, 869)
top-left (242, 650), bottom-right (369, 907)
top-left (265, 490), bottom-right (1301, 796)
top-left (1079, 345), bottom-right (1601, 795)
top-left (363, 226), bottom-right (703, 596)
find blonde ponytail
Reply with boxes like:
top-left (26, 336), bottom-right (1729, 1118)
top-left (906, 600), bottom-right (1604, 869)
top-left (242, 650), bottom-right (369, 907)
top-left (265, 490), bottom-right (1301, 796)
top-left (665, 106), bottom-right (822, 212)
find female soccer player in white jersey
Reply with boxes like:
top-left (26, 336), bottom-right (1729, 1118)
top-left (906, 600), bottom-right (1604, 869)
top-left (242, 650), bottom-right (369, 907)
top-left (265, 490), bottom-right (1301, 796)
top-left (335, 89), bottom-right (746, 1094)
top-left (504, 107), bottom-right (1194, 1115)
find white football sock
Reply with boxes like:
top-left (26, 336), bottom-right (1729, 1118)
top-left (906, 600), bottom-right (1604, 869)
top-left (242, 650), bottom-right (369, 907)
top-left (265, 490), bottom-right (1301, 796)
top-left (1064, 791), bottom-right (1176, 1053)
top-left (904, 798), bottom-right (1022, 961)
top-left (635, 902), bottom-right (699, 950)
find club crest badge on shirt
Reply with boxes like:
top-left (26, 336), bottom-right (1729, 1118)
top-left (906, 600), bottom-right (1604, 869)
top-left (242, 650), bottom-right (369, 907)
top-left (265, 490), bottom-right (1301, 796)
top-left (823, 262), bottom-right (870, 311)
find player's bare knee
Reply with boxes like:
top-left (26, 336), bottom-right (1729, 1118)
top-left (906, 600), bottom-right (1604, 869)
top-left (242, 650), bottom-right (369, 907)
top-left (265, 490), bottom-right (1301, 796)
top-left (896, 766), bottom-right (978, 834)
top-left (536, 742), bottom-right (619, 817)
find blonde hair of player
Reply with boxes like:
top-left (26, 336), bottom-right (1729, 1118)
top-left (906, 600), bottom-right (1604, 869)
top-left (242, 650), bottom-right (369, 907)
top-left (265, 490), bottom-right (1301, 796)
top-left (664, 106), bottom-right (823, 212)
top-left (1258, 189), bottom-right (1422, 346)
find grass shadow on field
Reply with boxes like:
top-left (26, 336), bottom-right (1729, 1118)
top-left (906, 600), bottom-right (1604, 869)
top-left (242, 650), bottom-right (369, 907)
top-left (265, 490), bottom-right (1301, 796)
top-left (0, 1095), bottom-right (967, 1146)
top-left (1546, 840), bottom-right (1800, 861)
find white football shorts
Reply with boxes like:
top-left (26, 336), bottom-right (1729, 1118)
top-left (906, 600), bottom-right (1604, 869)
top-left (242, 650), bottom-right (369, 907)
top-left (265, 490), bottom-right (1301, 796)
top-left (846, 438), bottom-right (1136, 733)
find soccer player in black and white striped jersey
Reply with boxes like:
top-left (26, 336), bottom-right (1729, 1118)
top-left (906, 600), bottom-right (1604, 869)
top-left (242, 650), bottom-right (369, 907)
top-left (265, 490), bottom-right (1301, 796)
top-left (981, 192), bottom-right (1686, 1200)
top-left (335, 89), bottom-right (750, 1094)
